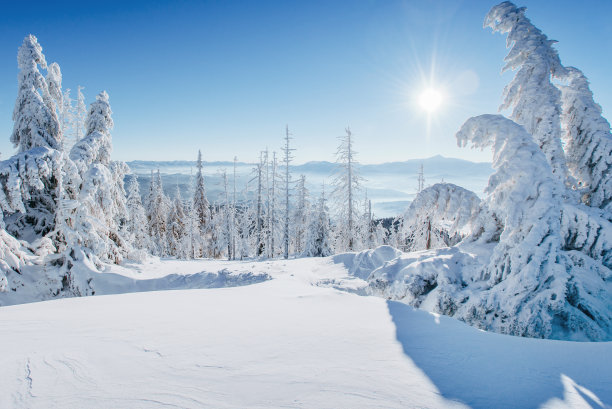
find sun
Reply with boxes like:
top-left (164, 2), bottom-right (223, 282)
top-left (419, 88), bottom-right (443, 113)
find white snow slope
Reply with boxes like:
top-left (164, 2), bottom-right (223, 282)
top-left (1, 255), bottom-right (611, 409)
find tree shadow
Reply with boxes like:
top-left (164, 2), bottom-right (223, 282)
top-left (386, 300), bottom-right (612, 409)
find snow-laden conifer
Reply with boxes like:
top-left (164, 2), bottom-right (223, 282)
top-left (70, 91), bottom-right (113, 172)
top-left (560, 67), bottom-right (612, 213)
top-left (167, 185), bottom-right (188, 258)
top-left (400, 183), bottom-right (481, 252)
top-left (485, 2), bottom-right (569, 182)
top-left (192, 150), bottom-right (211, 256)
top-left (293, 175), bottom-right (310, 254)
top-left (303, 187), bottom-right (332, 257)
top-left (147, 170), bottom-right (170, 256)
top-left (126, 176), bottom-right (149, 250)
top-left (11, 35), bottom-right (61, 152)
top-left (331, 127), bottom-right (364, 251)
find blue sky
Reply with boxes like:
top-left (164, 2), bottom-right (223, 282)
top-left (0, 0), bottom-right (611, 164)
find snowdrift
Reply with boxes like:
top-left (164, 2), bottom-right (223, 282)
top-left (0, 249), bottom-right (270, 307)
top-left (1, 261), bottom-right (611, 409)
top-left (339, 244), bottom-right (612, 341)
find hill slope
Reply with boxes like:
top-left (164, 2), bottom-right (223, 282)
top-left (0, 256), bottom-right (610, 409)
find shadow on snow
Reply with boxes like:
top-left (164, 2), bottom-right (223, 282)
top-left (386, 300), bottom-right (612, 409)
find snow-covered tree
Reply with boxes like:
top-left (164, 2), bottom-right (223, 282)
top-left (331, 127), bottom-right (364, 251)
top-left (399, 183), bottom-right (481, 251)
top-left (192, 150), bottom-right (211, 256)
top-left (60, 88), bottom-right (74, 150)
top-left (45, 62), bottom-right (63, 126)
top-left (74, 86), bottom-right (87, 144)
top-left (485, 1), bottom-right (569, 182)
top-left (293, 174), bottom-right (310, 254)
top-left (147, 170), bottom-right (170, 256)
top-left (281, 126), bottom-right (294, 259)
top-left (167, 185), bottom-right (188, 258)
top-left (560, 67), bottom-right (612, 213)
top-left (457, 114), bottom-right (611, 340)
top-left (11, 35), bottom-right (61, 152)
top-left (126, 176), bottom-right (149, 250)
top-left (3, 36), bottom-right (65, 238)
top-left (70, 91), bottom-right (113, 172)
top-left (303, 187), bottom-right (332, 257)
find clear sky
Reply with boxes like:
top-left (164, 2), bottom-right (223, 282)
top-left (0, 0), bottom-right (611, 164)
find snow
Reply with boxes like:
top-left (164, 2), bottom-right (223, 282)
top-left (1, 255), bottom-right (611, 408)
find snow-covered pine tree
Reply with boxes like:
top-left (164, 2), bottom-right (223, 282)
top-left (60, 88), bottom-right (74, 150)
top-left (560, 67), bottom-right (612, 214)
top-left (147, 170), bottom-right (170, 256)
top-left (74, 86), bottom-right (87, 144)
top-left (399, 183), bottom-right (481, 252)
top-left (167, 185), bottom-right (187, 258)
top-left (45, 62), bottom-right (63, 128)
top-left (253, 152), bottom-right (265, 256)
top-left (331, 127), bottom-right (363, 252)
top-left (457, 114), bottom-right (611, 340)
top-left (66, 91), bottom-right (131, 263)
top-left (485, 1), bottom-right (569, 183)
top-left (192, 150), bottom-right (211, 257)
top-left (231, 156), bottom-right (238, 259)
top-left (293, 174), bottom-right (310, 254)
top-left (70, 91), bottom-right (113, 172)
top-left (303, 186), bottom-right (332, 257)
top-left (281, 126), bottom-right (294, 259)
top-left (12, 35), bottom-right (61, 153)
top-left (126, 176), bottom-right (149, 251)
top-left (3, 35), bottom-right (65, 238)
top-left (236, 185), bottom-right (255, 260)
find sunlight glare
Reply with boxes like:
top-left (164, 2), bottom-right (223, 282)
top-left (419, 88), bottom-right (443, 113)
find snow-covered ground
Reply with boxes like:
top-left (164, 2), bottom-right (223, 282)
top-left (1, 255), bottom-right (611, 409)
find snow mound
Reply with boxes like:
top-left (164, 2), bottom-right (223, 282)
top-left (0, 251), bottom-right (270, 307)
top-left (333, 245), bottom-right (402, 279)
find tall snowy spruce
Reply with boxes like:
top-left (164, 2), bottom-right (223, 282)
top-left (67, 91), bottom-right (131, 263)
top-left (281, 126), bottom-right (294, 259)
top-left (11, 35), bottom-right (61, 153)
top-left (484, 2), bottom-right (569, 183)
top-left (331, 127), bottom-right (363, 252)
top-left (167, 185), bottom-right (188, 258)
top-left (560, 67), bottom-right (612, 213)
top-left (293, 175), bottom-right (310, 255)
top-left (192, 150), bottom-right (211, 257)
top-left (147, 170), bottom-right (170, 256)
top-left (303, 187), bottom-right (332, 257)
top-left (2, 35), bottom-right (65, 238)
top-left (126, 176), bottom-right (149, 252)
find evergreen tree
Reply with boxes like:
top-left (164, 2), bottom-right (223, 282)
top-left (485, 1), bottom-right (569, 182)
top-left (11, 35), bottom-right (61, 152)
top-left (74, 86), bottom-right (87, 144)
top-left (303, 187), bottom-right (332, 257)
top-left (293, 174), bottom-right (310, 254)
top-left (167, 185), bottom-right (187, 258)
top-left (331, 127), bottom-right (363, 251)
top-left (560, 67), bottom-right (612, 213)
top-left (126, 176), bottom-right (149, 250)
top-left (192, 150), bottom-right (211, 256)
top-left (3, 35), bottom-right (64, 238)
top-left (147, 170), bottom-right (170, 256)
top-left (281, 126), bottom-right (294, 259)
top-left (61, 88), bottom-right (74, 150)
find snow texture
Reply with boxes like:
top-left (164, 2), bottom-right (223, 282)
top-left (0, 256), bottom-right (610, 409)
